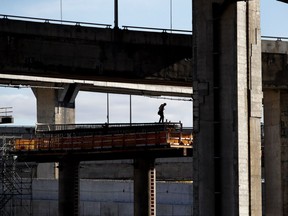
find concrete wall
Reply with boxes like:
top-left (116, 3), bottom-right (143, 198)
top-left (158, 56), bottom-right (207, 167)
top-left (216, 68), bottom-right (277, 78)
top-left (31, 179), bottom-right (192, 216)
top-left (80, 158), bottom-right (193, 180)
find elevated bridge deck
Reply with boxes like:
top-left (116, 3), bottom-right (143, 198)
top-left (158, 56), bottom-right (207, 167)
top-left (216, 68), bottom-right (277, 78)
top-left (11, 122), bottom-right (193, 162)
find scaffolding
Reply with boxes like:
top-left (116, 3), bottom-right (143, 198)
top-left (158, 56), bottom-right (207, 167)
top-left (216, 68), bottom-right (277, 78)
top-left (14, 122), bottom-right (193, 152)
top-left (0, 135), bottom-right (33, 216)
top-left (0, 107), bottom-right (14, 124)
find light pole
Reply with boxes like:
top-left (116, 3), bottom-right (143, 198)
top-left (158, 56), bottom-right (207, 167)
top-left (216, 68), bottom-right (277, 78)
top-left (170, 0), bottom-right (172, 32)
top-left (60, 0), bottom-right (63, 22)
top-left (114, 0), bottom-right (119, 28)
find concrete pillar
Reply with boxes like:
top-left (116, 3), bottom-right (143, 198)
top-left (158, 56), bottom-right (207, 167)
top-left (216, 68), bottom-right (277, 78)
top-left (32, 84), bottom-right (79, 178)
top-left (192, 0), bottom-right (262, 215)
top-left (58, 158), bottom-right (80, 216)
top-left (134, 158), bottom-right (156, 216)
top-left (263, 90), bottom-right (288, 216)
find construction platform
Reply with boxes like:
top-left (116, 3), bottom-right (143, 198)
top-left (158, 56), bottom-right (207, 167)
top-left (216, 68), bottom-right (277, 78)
top-left (10, 122), bottom-right (193, 162)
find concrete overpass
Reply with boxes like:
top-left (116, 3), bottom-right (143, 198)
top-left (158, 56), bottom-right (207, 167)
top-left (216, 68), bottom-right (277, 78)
top-left (0, 4), bottom-right (288, 215)
top-left (0, 15), bottom-right (193, 97)
top-left (1, 15), bottom-right (287, 97)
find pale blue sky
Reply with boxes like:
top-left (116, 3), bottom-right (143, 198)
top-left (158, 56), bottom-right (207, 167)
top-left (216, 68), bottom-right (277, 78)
top-left (0, 0), bottom-right (286, 126)
top-left (0, 0), bottom-right (192, 30)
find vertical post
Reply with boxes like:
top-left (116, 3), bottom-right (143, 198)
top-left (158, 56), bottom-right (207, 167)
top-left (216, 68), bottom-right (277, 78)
top-left (263, 89), bottom-right (288, 216)
top-left (32, 84), bottom-right (80, 215)
top-left (134, 158), bottom-right (156, 216)
top-left (192, 0), bottom-right (262, 215)
top-left (130, 95), bottom-right (132, 125)
top-left (170, 0), bottom-right (173, 32)
top-left (114, 0), bottom-right (118, 29)
top-left (107, 93), bottom-right (110, 123)
top-left (60, 0), bottom-right (63, 22)
top-left (32, 86), bottom-right (76, 179)
top-left (59, 159), bottom-right (80, 216)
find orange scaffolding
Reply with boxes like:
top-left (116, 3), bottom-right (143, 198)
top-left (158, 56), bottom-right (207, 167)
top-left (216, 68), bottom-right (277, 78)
top-left (13, 122), bottom-right (193, 152)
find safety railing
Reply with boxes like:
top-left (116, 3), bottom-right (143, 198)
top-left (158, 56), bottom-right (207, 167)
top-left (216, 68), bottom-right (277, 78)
top-left (13, 123), bottom-right (192, 151)
top-left (0, 14), bottom-right (193, 34)
top-left (0, 14), bottom-right (112, 28)
top-left (262, 35), bottom-right (288, 41)
top-left (35, 122), bottom-right (182, 133)
top-left (122, 25), bottom-right (192, 34)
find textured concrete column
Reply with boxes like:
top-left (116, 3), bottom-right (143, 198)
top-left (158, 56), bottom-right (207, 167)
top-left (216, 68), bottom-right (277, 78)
top-left (58, 159), bottom-right (80, 216)
top-left (263, 90), bottom-right (288, 216)
top-left (134, 158), bottom-right (156, 216)
top-left (192, 0), bottom-right (262, 215)
top-left (32, 84), bottom-right (79, 178)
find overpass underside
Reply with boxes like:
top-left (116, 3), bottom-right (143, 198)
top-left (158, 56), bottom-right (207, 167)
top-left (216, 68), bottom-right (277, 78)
top-left (0, 16), bottom-right (192, 97)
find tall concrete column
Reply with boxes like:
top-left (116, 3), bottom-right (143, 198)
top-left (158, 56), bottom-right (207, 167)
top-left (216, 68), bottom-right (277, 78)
top-left (32, 84), bottom-right (79, 178)
top-left (192, 0), bottom-right (262, 215)
top-left (58, 158), bottom-right (80, 216)
top-left (263, 90), bottom-right (288, 216)
top-left (134, 158), bottom-right (156, 216)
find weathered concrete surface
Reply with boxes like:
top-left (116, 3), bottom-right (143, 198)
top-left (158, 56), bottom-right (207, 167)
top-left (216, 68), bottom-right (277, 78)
top-left (262, 39), bottom-right (288, 216)
top-left (263, 90), bottom-right (282, 216)
top-left (32, 85), bottom-right (77, 179)
top-left (262, 40), bottom-right (288, 89)
top-left (30, 179), bottom-right (193, 216)
top-left (133, 158), bottom-right (156, 216)
top-left (193, 1), bottom-right (262, 216)
top-left (80, 158), bottom-right (192, 181)
top-left (263, 90), bottom-right (288, 216)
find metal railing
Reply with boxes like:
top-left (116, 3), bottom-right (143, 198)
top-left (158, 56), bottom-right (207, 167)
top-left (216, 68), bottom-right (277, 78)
top-left (0, 14), bottom-right (192, 34)
top-left (35, 122), bottom-right (182, 133)
top-left (122, 25), bottom-right (192, 34)
top-left (261, 35), bottom-right (288, 41)
top-left (0, 14), bottom-right (112, 28)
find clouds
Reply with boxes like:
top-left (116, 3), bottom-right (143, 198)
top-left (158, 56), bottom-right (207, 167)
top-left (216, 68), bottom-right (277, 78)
top-left (0, 88), bottom-right (36, 125)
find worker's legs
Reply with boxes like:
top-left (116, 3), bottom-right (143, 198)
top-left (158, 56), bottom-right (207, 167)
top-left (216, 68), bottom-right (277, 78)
top-left (159, 113), bottom-right (164, 123)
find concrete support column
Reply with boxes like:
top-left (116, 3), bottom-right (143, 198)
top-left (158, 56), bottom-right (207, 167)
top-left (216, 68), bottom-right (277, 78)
top-left (58, 158), bottom-right (80, 216)
top-left (33, 84), bottom-right (78, 124)
top-left (134, 158), bottom-right (156, 216)
top-left (32, 84), bottom-right (79, 178)
top-left (263, 90), bottom-right (288, 216)
top-left (192, 0), bottom-right (262, 215)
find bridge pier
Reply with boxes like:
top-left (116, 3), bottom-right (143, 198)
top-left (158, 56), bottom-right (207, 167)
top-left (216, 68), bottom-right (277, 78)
top-left (58, 158), bottom-right (80, 216)
top-left (134, 158), bottom-right (156, 216)
top-left (193, 0), bottom-right (262, 215)
top-left (32, 84), bottom-right (79, 178)
top-left (263, 89), bottom-right (288, 216)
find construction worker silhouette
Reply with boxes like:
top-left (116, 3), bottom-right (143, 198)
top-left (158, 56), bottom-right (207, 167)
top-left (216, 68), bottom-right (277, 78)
top-left (158, 103), bottom-right (167, 123)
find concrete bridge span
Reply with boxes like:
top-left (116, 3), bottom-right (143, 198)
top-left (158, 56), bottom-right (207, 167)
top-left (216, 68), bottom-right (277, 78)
top-left (0, 16), bottom-right (193, 97)
top-left (1, 16), bottom-right (287, 98)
